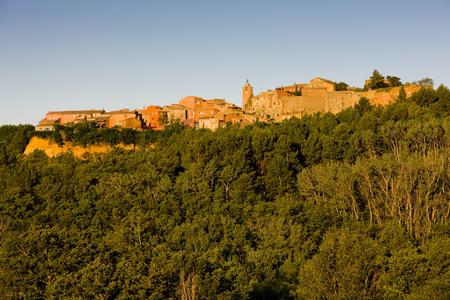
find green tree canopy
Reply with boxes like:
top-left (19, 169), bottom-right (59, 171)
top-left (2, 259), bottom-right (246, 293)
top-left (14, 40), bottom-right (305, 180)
top-left (387, 75), bottom-right (402, 87)
top-left (368, 70), bottom-right (389, 90)
top-left (335, 82), bottom-right (349, 91)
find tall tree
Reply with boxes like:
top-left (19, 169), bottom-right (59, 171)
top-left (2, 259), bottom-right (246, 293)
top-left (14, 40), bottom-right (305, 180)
top-left (368, 70), bottom-right (389, 90)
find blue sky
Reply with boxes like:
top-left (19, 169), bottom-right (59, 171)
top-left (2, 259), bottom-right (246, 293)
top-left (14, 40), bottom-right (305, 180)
top-left (1, 0), bottom-right (449, 125)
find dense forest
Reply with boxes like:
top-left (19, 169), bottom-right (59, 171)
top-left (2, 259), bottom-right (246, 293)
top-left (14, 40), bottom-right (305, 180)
top-left (1, 85), bottom-right (450, 299)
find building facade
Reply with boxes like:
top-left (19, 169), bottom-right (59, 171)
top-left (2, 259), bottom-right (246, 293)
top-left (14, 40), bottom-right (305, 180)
top-left (142, 105), bottom-right (166, 130)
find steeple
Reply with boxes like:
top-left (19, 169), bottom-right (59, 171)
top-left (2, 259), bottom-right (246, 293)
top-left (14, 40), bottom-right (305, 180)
top-left (242, 79), bottom-right (253, 111)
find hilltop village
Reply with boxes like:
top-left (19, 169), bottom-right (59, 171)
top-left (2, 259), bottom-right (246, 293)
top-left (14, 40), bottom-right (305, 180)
top-left (37, 97), bottom-right (246, 132)
top-left (36, 76), bottom-right (423, 131)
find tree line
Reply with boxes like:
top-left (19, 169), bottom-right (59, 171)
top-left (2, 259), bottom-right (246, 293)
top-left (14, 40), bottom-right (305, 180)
top-left (1, 84), bottom-right (450, 299)
top-left (335, 70), bottom-right (434, 92)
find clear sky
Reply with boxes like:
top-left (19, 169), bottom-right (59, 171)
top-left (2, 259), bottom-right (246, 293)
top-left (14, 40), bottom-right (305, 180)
top-left (1, 0), bottom-right (449, 126)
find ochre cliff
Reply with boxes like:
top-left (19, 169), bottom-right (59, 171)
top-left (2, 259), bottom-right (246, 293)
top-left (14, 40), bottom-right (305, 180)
top-left (24, 137), bottom-right (135, 158)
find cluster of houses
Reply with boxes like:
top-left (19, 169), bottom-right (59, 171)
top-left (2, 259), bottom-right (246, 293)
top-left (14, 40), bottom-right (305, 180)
top-left (38, 76), bottom-right (413, 132)
top-left (36, 96), bottom-right (261, 132)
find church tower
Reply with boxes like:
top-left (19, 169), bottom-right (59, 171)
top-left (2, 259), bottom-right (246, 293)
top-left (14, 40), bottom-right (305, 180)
top-left (242, 79), bottom-right (253, 110)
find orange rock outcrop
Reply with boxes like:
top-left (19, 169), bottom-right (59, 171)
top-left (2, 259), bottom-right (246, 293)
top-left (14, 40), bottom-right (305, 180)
top-left (24, 137), bottom-right (135, 158)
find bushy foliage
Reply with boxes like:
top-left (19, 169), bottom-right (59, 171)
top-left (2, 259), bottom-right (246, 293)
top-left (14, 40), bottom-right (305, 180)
top-left (1, 85), bottom-right (450, 298)
top-left (45, 120), bottom-right (185, 149)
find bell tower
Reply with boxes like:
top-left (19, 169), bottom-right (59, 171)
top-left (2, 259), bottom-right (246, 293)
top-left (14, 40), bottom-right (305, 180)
top-left (242, 78), bottom-right (253, 110)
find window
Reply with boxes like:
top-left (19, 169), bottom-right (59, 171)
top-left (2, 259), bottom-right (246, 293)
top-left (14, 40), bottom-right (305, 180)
top-left (199, 111), bottom-right (206, 115)
top-left (195, 101), bottom-right (200, 104)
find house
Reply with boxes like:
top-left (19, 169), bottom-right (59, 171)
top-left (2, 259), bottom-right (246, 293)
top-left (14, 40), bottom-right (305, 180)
top-left (49, 109), bottom-right (105, 125)
top-left (196, 107), bottom-right (219, 121)
top-left (164, 96), bottom-right (243, 128)
top-left (35, 119), bottom-right (57, 131)
top-left (36, 109), bottom-right (106, 130)
top-left (178, 96), bottom-right (205, 110)
top-left (104, 109), bottom-right (143, 129)
top-left (163, 104), bottom-right (189, 121)
top-left (198, 116), bottom-right (224, 131)
top-left (142, 105), bottom-right (166, 130)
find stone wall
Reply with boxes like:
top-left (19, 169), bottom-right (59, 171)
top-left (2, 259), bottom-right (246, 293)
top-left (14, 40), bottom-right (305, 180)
top-left (301, 88), bottom-right (327, 115)
top-left (244, 78), bottom-right (426, 119)
top-left (282, 96), bottom-right (303, 114)
top-left (283, 89), bottom-right (329, 116)
top-left (246, 90), bottom-right (279, 116)
top-left (369, 86), bottom-right (422, 106)
top-left (279, 85), bottom-right (425, 117)
top-left (325, 91), bottom-right (364, 114)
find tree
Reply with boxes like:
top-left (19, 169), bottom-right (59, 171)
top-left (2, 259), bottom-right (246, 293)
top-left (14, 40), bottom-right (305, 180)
top-left (0, 142), bottom-right (9, 165)
top-left (368, 70), bottom-right (389, 90)
top-left (7, 125), bottom-right (34, 155)
top-left (355, 97), bottom-right (372, 115)
top-left (432, 84), bottom-right (450, 117)
top-left (386, 76), bottom-right (402, 87)
top-left (297, 228), bottom-right (382, 299)
top-left (159, 112), bottom-right (169, 126)
top-left (291, 84), bottom-right (302, 96)
top-left (410, 86), bottom-right (438, 107)
top-left (397, 86), bottom-right (407, 102)
top-left (177, 270), bottom-right (198, 300)
top-left (413, 77), bottom-right (434, 88)
top-left (51, 124), bottom-right (64, 147)
top-left (335, 82), bottom-right (349, 91)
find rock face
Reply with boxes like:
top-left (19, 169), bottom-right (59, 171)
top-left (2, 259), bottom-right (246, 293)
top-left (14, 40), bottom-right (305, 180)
top-left (24, 137), bottom-right (135, 158)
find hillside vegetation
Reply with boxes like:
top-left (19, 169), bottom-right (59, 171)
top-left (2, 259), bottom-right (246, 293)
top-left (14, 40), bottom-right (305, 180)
top-left (1, 85), bottom-right (450, 299)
